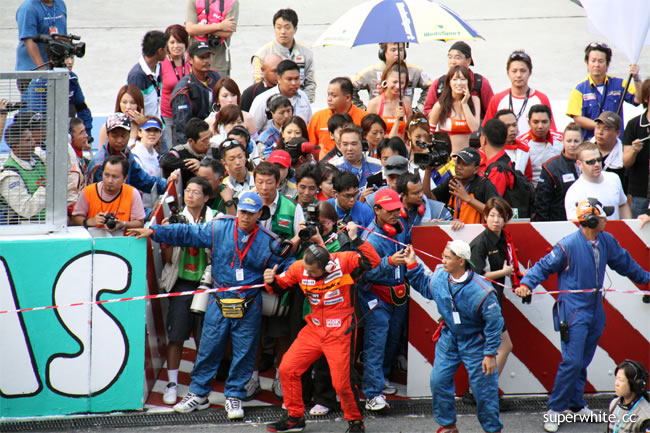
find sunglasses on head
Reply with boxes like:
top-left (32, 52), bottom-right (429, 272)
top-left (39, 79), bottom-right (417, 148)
top-left (588, 42), bottom-right (610, 50)
top-left (409, 117), bottom-right (428, 127)
top-left (581, 156), bottom-right (604, 166)
top-left (509, 51), bottom-right (530, 61)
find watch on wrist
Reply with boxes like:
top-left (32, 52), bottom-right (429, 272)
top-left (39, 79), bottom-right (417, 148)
top-left (224, 200), bottom-right (235, 208)
top-left (83, 218), bottom-right (89, 229)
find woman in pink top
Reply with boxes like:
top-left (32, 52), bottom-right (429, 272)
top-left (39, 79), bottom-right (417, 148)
top-left (160, 24), bottom-right (192, 152)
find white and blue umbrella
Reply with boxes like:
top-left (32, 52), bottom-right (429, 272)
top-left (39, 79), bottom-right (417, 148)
top-left (314, 0), bottom-right (484, 48)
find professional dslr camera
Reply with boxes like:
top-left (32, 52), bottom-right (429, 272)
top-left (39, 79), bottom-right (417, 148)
top-left (207, 34), bottom-right (222, 49)
top-left (413, 140), bottom-right (450, 168)
top-left (33, 33), bottom-right (85, 68)
top-left (298, 204), bottom-right (321, 241)
top-left (104, 213), bottom-right (118, 230)
top-left (165, 196), bottom-right (189, 224)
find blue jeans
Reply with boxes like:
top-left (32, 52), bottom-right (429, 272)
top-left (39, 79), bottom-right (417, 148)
top-left (630, 196), bottom-right (648, 218)
top-left (189, 292), bottom-right (262, 399)
top-left (431, 328), bottom-right (503, 432)
top-left (359, 291), bottom-right (408, 399)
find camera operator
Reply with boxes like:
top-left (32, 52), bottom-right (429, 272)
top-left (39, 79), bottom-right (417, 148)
top-left (71, 156), bottom-right (145, 234)
top-left (158, 176), bottom-right (215, 406)
top-left (185, 0), bottom-right (238, 76)
top-left (15, 0), bottom-right (67, 86)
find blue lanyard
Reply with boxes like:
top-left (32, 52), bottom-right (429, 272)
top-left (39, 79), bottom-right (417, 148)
top-left (612, 396), bottom-right (643, 433)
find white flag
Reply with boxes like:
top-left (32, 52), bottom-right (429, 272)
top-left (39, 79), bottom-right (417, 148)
top-left (581, 0), bottom-right (650, 63)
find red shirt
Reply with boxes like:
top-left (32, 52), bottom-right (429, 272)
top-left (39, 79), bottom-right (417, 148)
top-left (479, 149), bottom-right (514, 196)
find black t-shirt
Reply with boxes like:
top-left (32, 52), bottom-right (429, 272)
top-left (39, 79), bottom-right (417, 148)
top-left (432, 175), bottom-right (499, 223)
top-left (241, 81), bottom-right (272, 112)
top-left (470, 228), bottom-right (507, 296)
top-left (622, 111), bottom-right (650, 197)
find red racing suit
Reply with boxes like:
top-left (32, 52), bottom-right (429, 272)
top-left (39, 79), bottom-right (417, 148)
top-left (265, 237), bottom-right (380, 421)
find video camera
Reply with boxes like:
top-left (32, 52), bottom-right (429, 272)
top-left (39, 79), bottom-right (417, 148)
top-left (33, 33), bottom-right (85, 68)
top-left (298, 204), bottom-right (321, 241)
top-left (413, 140), bottom-right (450, 168)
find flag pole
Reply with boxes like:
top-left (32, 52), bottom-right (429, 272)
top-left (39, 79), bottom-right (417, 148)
top-left (616, 73), bottom-right (633, 115)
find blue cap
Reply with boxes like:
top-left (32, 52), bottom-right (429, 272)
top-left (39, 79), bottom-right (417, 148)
top-left (237, 192), bottom-right (263, 213)
top-left (141, 118), bottom-right (162, 130)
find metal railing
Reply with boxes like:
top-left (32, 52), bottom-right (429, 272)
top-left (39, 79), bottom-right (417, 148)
top-left (0, 71), bottom-right (69, 234)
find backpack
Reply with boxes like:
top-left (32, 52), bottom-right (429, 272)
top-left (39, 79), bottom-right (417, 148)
top-left (485, 160), bottom-right (535, 219)
top-left (436, 73), bottom-right (483, 98)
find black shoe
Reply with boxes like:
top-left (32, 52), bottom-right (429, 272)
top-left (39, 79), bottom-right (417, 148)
top-left (266, 415), bottom-right (306, 432)
top-left (462, 387), bottom-right (476, 406)
top-left (346, 420), bottom-right (365, 433)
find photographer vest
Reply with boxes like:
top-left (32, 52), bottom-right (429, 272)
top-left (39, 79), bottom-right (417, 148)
top-left (271, 194), bottom-right (296, 240)
top-left (0, 154), bottom-right (47, 222)
top-left (195, 0), bottom-right (236, 42)
top-left (84, 182), bottom-right (135, 226)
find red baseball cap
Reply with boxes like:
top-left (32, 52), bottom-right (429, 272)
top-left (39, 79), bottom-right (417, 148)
top-left (374, 188), bottom-right (403, 211)
top-left (268, 149), bottom-right (291, 168)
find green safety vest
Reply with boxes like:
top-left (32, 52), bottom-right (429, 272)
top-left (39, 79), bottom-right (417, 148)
top-left (2, 154), bottom-right (46, 221)
top-left (177, 208), bottom-right (213, 281)
top-left (271, 194), bottom-right (296, 240)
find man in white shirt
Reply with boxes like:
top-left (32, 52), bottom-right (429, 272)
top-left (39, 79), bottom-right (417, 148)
top-left (249, 60), bottom-right (312, 134)
top-left (564, 141), bottom-right (631, 220)
top-left (592, 111), bottom-right (625, 187)
top-left (517, 104), bottom-right (562, 187)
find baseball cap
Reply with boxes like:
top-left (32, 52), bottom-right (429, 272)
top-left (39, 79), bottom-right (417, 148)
top-left (285, 137), bottom-right (320, 155)
top-left (452, 147), bottom-right (481, 165)
top-left (189, 41), bottom-right (214, 57)
top-left (13, 111), bottom-right (44, 128)
top-left (449, 41), bottom-right (474, 66)
top-left (374, 188), bottom-right (404, 211)
top-left (446, 240), bottom-right (472, 261)
top-left (141, 118), bottom-right (162, 131)
top-left (268, 149), bottom-right (291, 168)
top-left (106, 112), bottom-right (131, 132)
top-left (384, 155), bottom-right (409, 176)
top-left (594, 111), bottom-right (621, 130)
top-left (238, 192), bottom-right (263, 213)
top-left (576, 197), bottom-right (614, 221)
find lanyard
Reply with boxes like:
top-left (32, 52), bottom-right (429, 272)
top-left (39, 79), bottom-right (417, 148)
top-left (612, 397), bottom-right (643, 433)
top-left (446, 276), bottom-right (469, 311)
top-left (508, 88), bottom-right (531, 121)
top-left (231, 219), bottom-right (258, 268)
top-left (592, 80), bottom-right (609, 115)
top-left (169, 56), bottom-right (186, 84)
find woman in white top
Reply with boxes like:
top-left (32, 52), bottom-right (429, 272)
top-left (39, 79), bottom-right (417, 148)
top-left (131, 116), bottom-right (163, 208)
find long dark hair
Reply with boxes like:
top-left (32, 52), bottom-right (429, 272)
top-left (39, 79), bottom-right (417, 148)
top-left (438, 65), bottom-right (475, 121)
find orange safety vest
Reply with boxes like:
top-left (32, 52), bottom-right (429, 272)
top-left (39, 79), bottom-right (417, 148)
top-left (84, 182), bottom-right (135, 227)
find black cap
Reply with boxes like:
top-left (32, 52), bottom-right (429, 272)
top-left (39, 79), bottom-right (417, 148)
top-left (449, 41), bottom-right (474, 66)
top-left (453, 147), bottom-right (481, 165)
top-left (189, 41), bottom-right (214, 57)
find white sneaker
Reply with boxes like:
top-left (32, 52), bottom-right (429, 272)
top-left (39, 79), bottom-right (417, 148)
top-left (571, 406), bottom-right (596, 421)
top-left (173, 392), bottom-right (209, 413)
top-left (244, 375), bottom-right (261, 401)
top-left (365, 394), bottom-right (389, 411)
top-left (272, 376), bottom-right (283, 400)
top-left (543, 409), bottom-right (560, 432)
top-left (382, 378), bottom-right (397, 395)
top-left (309, 404), bottom-right (330, 416)
top-left (162, 382), bottom-right (177, 405)
top-left (225, 397), bottom-right (244, 419)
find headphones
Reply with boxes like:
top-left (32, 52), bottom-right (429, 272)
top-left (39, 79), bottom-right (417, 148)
top-left (400, 203), bottom-right (425, 219)
top-left (265, 94), bottom-right (286, 120)
top-left (577, 198), bottom-right (603, 229)
top-left (380, 219), bottom-right (404, 238)
top-left (307, 244), bottom-right (337, 274)
top-left (617, 359), bottom-right (648, 396)
top-left (378, 43), bottom-right (408, 62)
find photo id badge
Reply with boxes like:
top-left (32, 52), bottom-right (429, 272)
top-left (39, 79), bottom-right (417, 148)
top-left (49, 26), bottom-right (58, 35)
top-left (452, 311), bottom-right (461, 324)
top-left (236, 268), bottom-right (244, 281)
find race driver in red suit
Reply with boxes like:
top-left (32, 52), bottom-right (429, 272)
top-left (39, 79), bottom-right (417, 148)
top-left (263, 221), bottom-right (381, 433)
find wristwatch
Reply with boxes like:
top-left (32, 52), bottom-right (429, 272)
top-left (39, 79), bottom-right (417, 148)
top-left (224, 200), bottom-right (236, 208)
top-left (83, 218), bottom-right (89, 229)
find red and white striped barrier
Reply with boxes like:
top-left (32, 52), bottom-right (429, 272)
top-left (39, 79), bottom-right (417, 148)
top-left (407, 220), bottom-right (650, 397)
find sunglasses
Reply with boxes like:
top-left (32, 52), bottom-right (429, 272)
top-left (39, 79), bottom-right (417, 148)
top-left (409, 117), bottom-right (428, 127)
top-left (581, 157), bottom-right (604, 166)
top-left (588, 42), bottom-right (610, 50)
top-left (509, 51), bottom-right (530, 61)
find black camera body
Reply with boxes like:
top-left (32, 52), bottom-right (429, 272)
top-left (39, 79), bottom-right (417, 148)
top-left (413, 140), bottom-right (450, 168)
top-left (206, 35), bottom-right (222, 49)
top-left (0, 102), bottom-right (27, 115)
top-left (104, 213), bottom-right (118, 230)
top-left (299, 204), bottom-right (321, 241)
top-left (169, 213), bottom-right (189, 224)
top-left (34, 33), bottom-right (85, 68)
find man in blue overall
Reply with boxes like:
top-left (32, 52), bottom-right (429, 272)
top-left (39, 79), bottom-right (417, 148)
top-left (405, 240), bottom-right (504, 433)
top-left (128, 191), bottom-right (293, 420)
top-left (359, 188), bottom-right (410, 411)
top-left (515, 197), bottom-right (650, 432)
